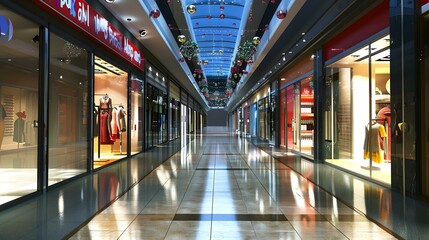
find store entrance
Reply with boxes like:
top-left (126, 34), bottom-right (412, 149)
top-left (93, 56), bottom-right (128, 168)
top-left (325, 34), bottom-right (391, 185)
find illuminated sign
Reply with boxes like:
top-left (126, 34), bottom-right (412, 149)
top-left (34, 0), bottom-right (144, 70)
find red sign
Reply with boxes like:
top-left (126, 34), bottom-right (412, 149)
top-left (34, 0), bottom-right (144, 70)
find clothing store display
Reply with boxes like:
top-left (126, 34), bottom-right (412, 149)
top-left (13, 118), bottom-right (25, 143)
top-left (111, 107), bottom-right (119, 141)
top-left (364, 122), bottom-right (387, 164)
top-left (94, 104), bottom-right (98, 137)
top-left (99, 95), bottom-right (113, 144)
top-left (118, 106), bottom-right (126, 132)
top-left (377, 107), bottom-right (391, 160)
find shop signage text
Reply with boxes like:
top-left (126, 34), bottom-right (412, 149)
top-left (34, 0), bottom-right (144, 70)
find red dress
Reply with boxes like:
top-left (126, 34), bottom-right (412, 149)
top-left (99, 97), bottom-right (113, 144)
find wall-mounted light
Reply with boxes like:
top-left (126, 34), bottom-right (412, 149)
top-left (139, 29), bottom-right (147, 37)
top-left (32, 35), bottom-right (39, 43)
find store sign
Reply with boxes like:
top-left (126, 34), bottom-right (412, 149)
top-left (34, 0), bottom-right (144, 70)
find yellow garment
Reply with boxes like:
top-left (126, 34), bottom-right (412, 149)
top-left (363, 123), bottom-right (387, 164)
top-left (364, 150), bottom-right (383, 164)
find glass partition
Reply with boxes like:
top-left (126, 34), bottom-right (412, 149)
top-left (325, 35), bottom-right (391, 184)
top-left (48, 33), bottom-right (88, 184)
top-left (0, 4), bottom-right (39, 203)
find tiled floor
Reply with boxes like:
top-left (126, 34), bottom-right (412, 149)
top-left (70, 127), bottom-right (396, 240)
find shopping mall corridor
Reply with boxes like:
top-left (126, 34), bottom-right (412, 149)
top-left (69, 127), bottom-right (395, 240)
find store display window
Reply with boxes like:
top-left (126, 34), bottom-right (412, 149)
top-left (286, 84), bottom-right (299, 152)
top-left (258, 97), bottom-right (268, 140)
top-left (48, 33), bottom-right (88, 185)
top-left (0, 4), bottom-right (39, 203)
top-left (130, 74), bottom-right (144, 154)
top-left (325, 34), bottom-right (391, 185)
top-left (169, 82), bottom-right (180, 140)
top-left (93, 56), bottom-right (128, 168)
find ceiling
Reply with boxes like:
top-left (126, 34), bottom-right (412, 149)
top-left (99, 0), bottom-right (293, 110)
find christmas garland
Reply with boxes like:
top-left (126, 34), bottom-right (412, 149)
top-left (236, 40), bottom-right (256, 62)
top-left (180, 40), bottom-right (199, 60)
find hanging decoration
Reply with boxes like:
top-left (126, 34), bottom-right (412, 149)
top-left (220, 13), bottom-right (225, 19)
top-left (187, 5), bottom-right (196, 14)
top-left (236, 41), bottom-right (257, 62)
top-left (177, 35), bottom-right (186, 43)
top-left (63, 41), bottom-right (82, 63)
top-left (276, 10), bottom-right (287, 19)
top-left (150, 9), bottom-right (161, 18)
top-left (252, 36), bottom-right (261, 46)
top-left (198, 78), bottom-right (209, 97)
top-left (179, 40), bottom-right (199, 60)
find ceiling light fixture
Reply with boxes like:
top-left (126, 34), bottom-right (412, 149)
top-left (105, 0), bottom-right (115, 3)
top-left (139, 29), bottom-right (147, 37)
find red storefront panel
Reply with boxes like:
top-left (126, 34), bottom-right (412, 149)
top-left (34, 0), bottom-right (144, 70)
top-left (324, 0), bottom-right (389, 61)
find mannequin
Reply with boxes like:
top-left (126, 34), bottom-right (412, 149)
top-left (363, 121), bottom-right (387, 165)
top-left (99, 94), bottom-right (113, 144)
top-left (117, 103), bottom-right (126, 132)
top-left (14, 111), bottom-right (26, 144)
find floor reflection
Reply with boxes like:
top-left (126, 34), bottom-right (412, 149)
top-left (71, 127), bottom-right (396, 240)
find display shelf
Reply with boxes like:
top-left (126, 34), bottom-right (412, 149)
top-left (301, 95), bottom-right (314, 101)
top-left (301, 113), bottom-right (314, 118)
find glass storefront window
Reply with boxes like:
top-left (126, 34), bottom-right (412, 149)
top-left (48, 34), bottom-right (88, 185)
top-left (169, 82), bottom-right (180, 140)
top-left (258, 98), bottom-right (267, 140)
top-left (93, 56), bottom-right (128, 168)
top-left (130, 75), bottom-right (144, 154)
top-left (325, 35), bottom-right (391, 185)
top-left (146, 84), bottom-right (167, 148)
top-left (0, 5), bottom-right (39, 203)
top-left (287, 84), bottom-right (299, 151)
top-left (300, 77), bottom-right (314, 156)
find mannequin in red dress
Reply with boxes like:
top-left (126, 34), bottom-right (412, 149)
top-left (99, 94), bottom-right (113, 144)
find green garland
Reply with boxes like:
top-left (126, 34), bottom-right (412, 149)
top-left (180, 40), bottom-right (199, 60)
top-left (236, 40), bottom-right (256, 61)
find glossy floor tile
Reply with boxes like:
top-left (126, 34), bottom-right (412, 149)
top-left (69, 127), bottom-right (398, 240)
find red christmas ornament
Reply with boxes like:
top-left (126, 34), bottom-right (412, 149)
top-left (150, 9), bottom-right (161, 18)
top-left (220, 6), bottom-right (224, 11)
top-left (276, 10), bottom-right (287, 19)
top-left (220, 13), bottom-right (225, 19)
top-left (179, 57), bottom-right (185, 62)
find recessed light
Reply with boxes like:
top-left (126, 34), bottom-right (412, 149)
top-left (126, 18), bottom-right (132, 22)
top-left (105, 0), bottom-right (115, 3)
top-left (7, 58), bottom-right (11, 62)
top-left (281, 78), bottom-right (286, 81)
top-left (139, 29), bottom-right (147, 37)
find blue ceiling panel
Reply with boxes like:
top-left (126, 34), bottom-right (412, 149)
top-left (184, 0), bottom-right (246, 78)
